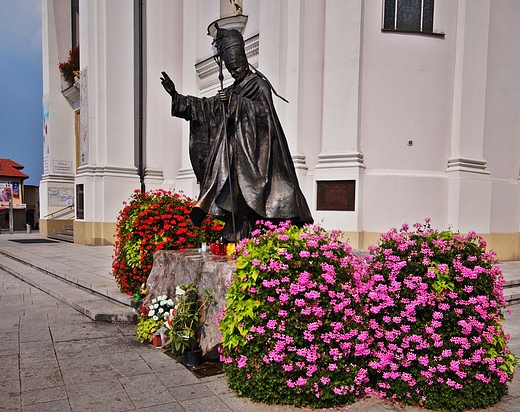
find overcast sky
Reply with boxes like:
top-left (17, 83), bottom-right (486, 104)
top-left (0, 0), bottom-right (43, 186)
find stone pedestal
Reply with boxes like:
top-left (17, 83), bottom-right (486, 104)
top-left (145, 249), bottom-right (235, 359)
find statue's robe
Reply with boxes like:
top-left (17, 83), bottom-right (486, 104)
top-left (171, 71), bottom-right (313, 240)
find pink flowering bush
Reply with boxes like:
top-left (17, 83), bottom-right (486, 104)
top-left (218, 221), bottom-right (372, 408)
top-left (218, 220), bottom-right (516, 410)
top-left (365, 220), bottom-right (516, 411)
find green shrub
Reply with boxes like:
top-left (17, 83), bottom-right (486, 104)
top-left (364, 220), bottom-right (516, 411)
top-left (218, 221), bottom-right (371, 408)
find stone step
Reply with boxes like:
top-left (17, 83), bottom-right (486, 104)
top-left (504, 278), bottom-right (520, 288)
top-left (0, 248), bottom-right (132, 308)
top-left (48, 232), bottom-right (74, 243)
top-left (504, 286), bottom-right (520, 306)
top-left (0, 254), bottom-right (137, 323)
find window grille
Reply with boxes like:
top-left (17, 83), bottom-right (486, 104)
top-left (383, 0), bottom-right (434, 34)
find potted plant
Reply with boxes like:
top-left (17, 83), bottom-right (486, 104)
top-left (136, 294), bottom-right (174, 346)
top-left (166, 284), bottom-right (212, 366)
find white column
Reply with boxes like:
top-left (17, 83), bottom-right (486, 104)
top-left (446, 0), bottom-right (492, 232)
top-left (174, 0), bottom-right (200, 197)
top-left (76, 0), bottom-right (140, 243)
top-left (313, 0), bottom-right (364, 232)
top-left (40, 0), bottom-right (76, 219)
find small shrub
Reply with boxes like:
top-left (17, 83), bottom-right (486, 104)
top-left (365, 220), bottom-right (516, 411)
top-left (219, 221), bottom-right (371, 408)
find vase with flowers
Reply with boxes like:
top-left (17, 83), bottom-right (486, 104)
top-left (136, 294), bottom-right (175, 346)
top-left (165, 284), bottom-right (212, 366)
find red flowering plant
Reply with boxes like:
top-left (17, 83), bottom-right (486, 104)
top-left (364, 220), bottom-right (516, 411)
top-left (112, 189), bottom-right (223, 295)
top-left (218, 221), bottom-right (372, 408)
top-left (58, 46), bottom-right (79, 85)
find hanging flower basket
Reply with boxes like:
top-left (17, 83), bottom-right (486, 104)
top-left (58, 46), bottom-right (79, 86)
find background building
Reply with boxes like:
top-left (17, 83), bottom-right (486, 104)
top-left (41, 0), bottom-right (520, 259)
top-left (0, 158), bottom-right (29, 232)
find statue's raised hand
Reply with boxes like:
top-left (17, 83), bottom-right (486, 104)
top-left (160, 71), bottom-right (176, 96)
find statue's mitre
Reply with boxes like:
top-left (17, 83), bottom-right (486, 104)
top-left (215, 28), bottom-right (248, 65)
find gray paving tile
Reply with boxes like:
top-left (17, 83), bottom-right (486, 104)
top-left (156, 369), bottom-right (200, 388)
top-left (49, 323), bottom-right (111, 342)
top-left (133, 402), bottom-right (185, 412)
top-left (0, 355), bottom-right (20, 383)
top-left (0, 339), bottom-right (19, 357)
top-left (180, 395), bottom-right (232, 412)
top-left (21, 385), bottom-right (67, 406)
top-left (53, 339), bottom-right (104, 360)
top-left (137, 349), bottom-right (187, 374)
top-left (168, 382), bottom-right (214, 402)
top-left (19, 341), bottom-right (56, 364)
top-left (201, 375), bottom-right (234, 396)
top-left (0, 294), bottom-right (24, 303)
top-left (218, 393), bottom-right (300, 412)
top-left (0, 317), bottom-right (20, 330)
top-left (21, 399), bottom-right (71, 412)
top-left (59, 356), bottom-right (121, 386)
top-left (65, 377), bottom-right (126, 398)
top-left (489, 397), bottom-right (520, 412)
top-left (19, 329), bottom-right (52, 344)
top-left (119, 373), bottom-right (177, 409)
top-left (19, 360), bottom-right (63, 391)
top-left (0, 379), bottom-right (21, 410)
top-left (68, 391), bottom-right (134, 412)
top-left (110, 358), bottom-right (153, 377)
top-left (95, 335), bottom-right (138, 354)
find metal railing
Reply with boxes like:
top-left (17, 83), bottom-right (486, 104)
top-left (43, 204), bottom-right (75, 219)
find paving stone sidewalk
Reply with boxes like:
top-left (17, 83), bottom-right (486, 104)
top-left (1, 232), bottom-right (520, 411)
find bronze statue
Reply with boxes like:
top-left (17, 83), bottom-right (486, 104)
top-left (161, 28), bottom-right (312, 242)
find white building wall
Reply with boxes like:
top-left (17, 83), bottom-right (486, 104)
top-left (41, 0), bottom-right (520, 258)
top-left (360, 0), bottom-right (455, 233)
top-left (74, 0), bottom-right (141, 243)
top-left (40, 0), bottom-right (76, 229)
top-left (484, 1), bottom-right (520, 235)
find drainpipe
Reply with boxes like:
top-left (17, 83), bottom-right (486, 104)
top-left (135, 0), bottom-right (145, 193)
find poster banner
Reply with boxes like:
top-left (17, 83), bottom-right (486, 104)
top-left (43, 94), bottom-right (50, 173)
top-left (48, 187), bottom-right (74, 207)
top-left (12, 182), bottom-right (20, 198)
top-left (80, 67), bottom-right (89, 165)
top-left (0, 183), bottom-right (12, 210)
top-left (0, 184), bottom-right (11, 202)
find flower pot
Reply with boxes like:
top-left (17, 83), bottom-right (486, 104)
top-left (182, 349), bottom-right (202, 367)
top-left (151, 334), bottom-right (162, 347)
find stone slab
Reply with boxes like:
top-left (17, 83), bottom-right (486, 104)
top-left (145, 249), bottom-right (235, 358)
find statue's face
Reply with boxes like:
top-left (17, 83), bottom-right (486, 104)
top-left (225, 60), bottom-right (248, 82)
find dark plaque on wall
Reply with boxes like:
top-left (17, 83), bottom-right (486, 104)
top-left (316, 180), bottom-right (355, 211)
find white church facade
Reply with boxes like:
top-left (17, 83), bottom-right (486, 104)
top-left (41, 0), bottom-right (520, 260)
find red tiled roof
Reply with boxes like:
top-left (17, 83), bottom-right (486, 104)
top-left (0, 159), bottom-right (29, 180)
